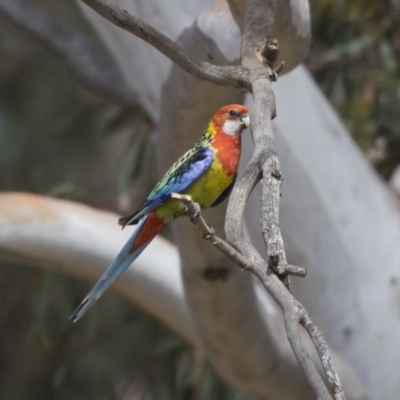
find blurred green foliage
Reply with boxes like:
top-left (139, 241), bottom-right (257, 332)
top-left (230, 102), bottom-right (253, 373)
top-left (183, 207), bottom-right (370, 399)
top-left (307, 0), bottom-right (400, 178)
top-left (0, 264), bottom-right (238, 400)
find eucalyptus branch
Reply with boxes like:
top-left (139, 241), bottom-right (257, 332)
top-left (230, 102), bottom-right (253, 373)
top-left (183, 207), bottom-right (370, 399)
top-left (0, 0), bottom-right (145, 111)
top-left (302, 315), bottom-right (346, 400)
top-left (80, 0), bottom-right (241, 87)
top-left (173, 193), bottom-right (344, 400)
top-left (79, 0), bottom-right (346, 398)
top-left (80, 0), bottom-right (280, 90)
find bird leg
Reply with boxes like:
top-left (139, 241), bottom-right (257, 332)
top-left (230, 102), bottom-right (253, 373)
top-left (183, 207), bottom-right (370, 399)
top-left (171, 193), bottom-right (215, 241)
top-left (171, 193), bottom-right (201, 223)
top-left (170, 193), bottom-right (200, 223)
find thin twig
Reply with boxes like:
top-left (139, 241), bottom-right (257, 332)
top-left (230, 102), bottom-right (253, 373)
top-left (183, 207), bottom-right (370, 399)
top-left (170, 193), bottom-right (256, 271)
top-left (302, 315), bottom-right (347, 400)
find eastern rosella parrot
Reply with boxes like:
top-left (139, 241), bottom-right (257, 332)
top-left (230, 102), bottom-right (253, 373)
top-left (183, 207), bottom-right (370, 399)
top-left (69, 104), bottom-right (250, 322)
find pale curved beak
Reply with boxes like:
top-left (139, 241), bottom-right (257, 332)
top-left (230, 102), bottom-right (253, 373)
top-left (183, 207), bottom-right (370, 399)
top-left (240, 114), bottom-right (250, 129)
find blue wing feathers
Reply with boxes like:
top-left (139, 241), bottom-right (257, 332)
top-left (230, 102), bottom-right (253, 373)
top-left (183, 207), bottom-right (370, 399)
top-left (119, 147), bottom-right (213, 227)
top-left (69, 216), bottom-right (149, 322)
top-left (149, 146), bottom-right (213, 198)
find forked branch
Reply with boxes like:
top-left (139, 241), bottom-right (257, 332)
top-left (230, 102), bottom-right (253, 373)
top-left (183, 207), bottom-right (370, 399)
top-left (172, 193), bottom-right (344, 400)
top-left (80, 0), bottom-right (347, 398)
top-left (80, 0), bottom-right (280, 89)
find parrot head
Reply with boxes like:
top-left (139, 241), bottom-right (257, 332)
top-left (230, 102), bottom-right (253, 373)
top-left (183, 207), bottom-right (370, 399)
top-left (212, 104), bottom-right (250, 136)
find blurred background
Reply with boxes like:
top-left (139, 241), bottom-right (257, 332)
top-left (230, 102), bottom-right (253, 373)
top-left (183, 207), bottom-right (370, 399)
top-left (0, 0), bottom-right (398, 399)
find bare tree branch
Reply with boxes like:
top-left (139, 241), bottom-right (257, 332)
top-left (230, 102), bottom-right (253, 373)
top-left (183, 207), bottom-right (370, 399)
top-left (302, 315), bottom-right (346, 400)
top-left (80, 0), bottom-right (278, 89)
top-left (225, 1), bottom-right (345, 397)
top-left (0, 193), bottom-right (194, 344)
top-left (76, 0), bottom-right (347, 398)
top-left (174, 193), bottom-right (345, 400)
top-left (0, 0), bottom-right (145, 111)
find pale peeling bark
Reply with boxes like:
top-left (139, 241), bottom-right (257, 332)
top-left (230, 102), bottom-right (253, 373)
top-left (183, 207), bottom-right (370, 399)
top-left (0, 193), bottom-right (193, 344)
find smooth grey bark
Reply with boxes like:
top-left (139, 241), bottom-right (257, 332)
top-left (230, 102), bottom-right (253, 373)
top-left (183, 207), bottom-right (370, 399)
top-left (272, 66), bottom-right (400, 399)
top-left (0, 193), bottom-right (194, 344)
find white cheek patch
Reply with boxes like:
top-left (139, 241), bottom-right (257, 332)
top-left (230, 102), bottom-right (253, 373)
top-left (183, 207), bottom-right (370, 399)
top-left (223, 119), bottom-right (241, 136)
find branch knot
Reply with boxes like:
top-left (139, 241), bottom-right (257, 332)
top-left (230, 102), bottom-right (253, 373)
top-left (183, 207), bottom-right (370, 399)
top-left (261, 38), bottom-right (279, 66)
top-left (271, 168), bottom-right (282, 180)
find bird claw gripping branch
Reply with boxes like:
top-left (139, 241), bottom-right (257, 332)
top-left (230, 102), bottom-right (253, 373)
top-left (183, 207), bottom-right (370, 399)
top-left (202, 226), bottom-right (215, 241)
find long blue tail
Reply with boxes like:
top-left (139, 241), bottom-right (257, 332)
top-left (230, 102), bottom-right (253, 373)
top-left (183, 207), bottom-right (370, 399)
top-left (69, 216), bottom-right (149, 323)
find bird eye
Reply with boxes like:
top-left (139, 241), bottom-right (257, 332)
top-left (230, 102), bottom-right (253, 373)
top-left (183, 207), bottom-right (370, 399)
top-left (228, 110), bottom-right (237, 117)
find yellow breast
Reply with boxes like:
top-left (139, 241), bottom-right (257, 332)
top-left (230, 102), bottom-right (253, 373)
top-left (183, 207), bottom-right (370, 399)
top-left (184, 160), bottom-right (232, 208)
top-left (155, 158), bottom-right (233, 220)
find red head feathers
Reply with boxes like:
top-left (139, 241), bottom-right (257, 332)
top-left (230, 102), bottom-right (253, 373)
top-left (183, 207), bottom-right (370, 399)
top-left (211, 104), bottom-right (250, 136)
